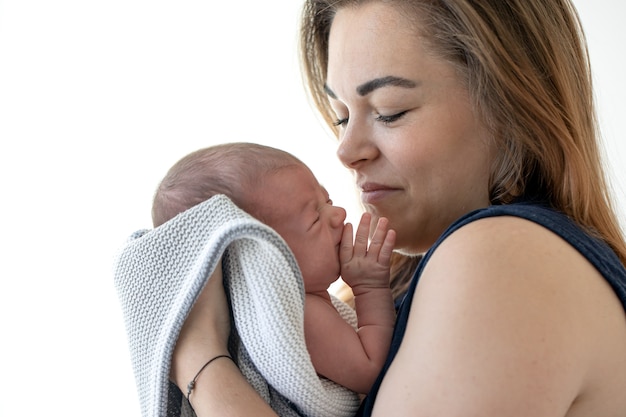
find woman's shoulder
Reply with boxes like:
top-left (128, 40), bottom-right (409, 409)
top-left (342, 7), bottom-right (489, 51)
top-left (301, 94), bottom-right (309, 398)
top-left (428, 202), bottom-right (626, 288)
top-left (421, 203), bottom-right (624, 310)
top-left (434, 206), bottom-right (578, 263)
top-left (421, 211), bottom-right (596, 302)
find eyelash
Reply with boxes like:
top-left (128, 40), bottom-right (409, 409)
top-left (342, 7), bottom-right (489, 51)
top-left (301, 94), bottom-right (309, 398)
top-left (333, 117), bottom-right (348, 127)
top-left (376, 111), bottom-right (407, 124)
top-left (332, 111), bottom-right (408, 127)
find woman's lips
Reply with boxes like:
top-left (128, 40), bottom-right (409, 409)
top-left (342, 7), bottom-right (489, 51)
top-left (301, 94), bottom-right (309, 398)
top-left (360, 182), bottom-right (399, 204)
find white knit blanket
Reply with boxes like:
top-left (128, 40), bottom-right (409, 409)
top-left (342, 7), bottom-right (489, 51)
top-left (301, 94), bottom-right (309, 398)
top-left (113, 194), bottom-right (360, 417)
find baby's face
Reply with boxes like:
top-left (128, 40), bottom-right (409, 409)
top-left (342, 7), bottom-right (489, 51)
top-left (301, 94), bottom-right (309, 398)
top-left (260, 165), bottom-right (347, 292)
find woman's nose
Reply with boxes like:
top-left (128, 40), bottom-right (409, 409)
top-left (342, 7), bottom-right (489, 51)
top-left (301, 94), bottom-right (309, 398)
top-left (336, 121), bottom-right (377, 169)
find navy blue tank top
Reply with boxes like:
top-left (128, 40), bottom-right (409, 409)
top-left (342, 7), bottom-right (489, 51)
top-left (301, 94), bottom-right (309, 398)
top-left (358, 202), bottom-right (626, 416)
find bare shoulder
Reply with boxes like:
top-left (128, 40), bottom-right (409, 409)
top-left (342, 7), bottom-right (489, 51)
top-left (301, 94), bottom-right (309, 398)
top-left (372, 216), bottom-right (626, 416)
top-left (422, 215), bottom-right (618, 294)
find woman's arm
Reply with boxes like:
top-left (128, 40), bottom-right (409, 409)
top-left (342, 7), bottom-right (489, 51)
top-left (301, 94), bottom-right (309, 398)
top-left (170, 262), bottom-right (278, 417)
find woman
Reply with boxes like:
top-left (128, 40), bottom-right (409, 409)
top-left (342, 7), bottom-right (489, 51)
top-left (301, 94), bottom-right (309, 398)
top-left (171, 0), bottom-right (626, 415)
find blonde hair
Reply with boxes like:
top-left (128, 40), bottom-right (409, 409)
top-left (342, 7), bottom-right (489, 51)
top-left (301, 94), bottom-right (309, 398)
top-left (152, 142), bottom-right (302, 227)
top-left (300, 0), bottom-right (626, 265)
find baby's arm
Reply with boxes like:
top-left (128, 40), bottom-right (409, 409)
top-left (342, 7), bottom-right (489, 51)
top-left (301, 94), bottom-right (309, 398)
top-left (304, 213), bottom-right (396, 393)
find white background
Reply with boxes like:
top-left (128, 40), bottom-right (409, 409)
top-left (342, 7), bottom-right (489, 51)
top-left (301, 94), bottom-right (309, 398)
top-left (0, 1), bottom-right (624, 415)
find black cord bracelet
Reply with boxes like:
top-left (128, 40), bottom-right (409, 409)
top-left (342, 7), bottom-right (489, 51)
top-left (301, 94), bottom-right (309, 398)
top-left (186, 354), bottom-right (233, 399)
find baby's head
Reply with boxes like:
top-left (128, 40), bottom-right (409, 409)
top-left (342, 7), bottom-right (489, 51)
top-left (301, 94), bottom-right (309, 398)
top-left (153, 142), bottom-right (347, 289)
top-left (152, 142), bottom-right (304, 228)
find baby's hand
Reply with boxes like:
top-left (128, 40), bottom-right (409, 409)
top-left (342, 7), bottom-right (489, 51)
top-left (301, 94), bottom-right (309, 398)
top-left (340, 212), bottom-right (396, 293)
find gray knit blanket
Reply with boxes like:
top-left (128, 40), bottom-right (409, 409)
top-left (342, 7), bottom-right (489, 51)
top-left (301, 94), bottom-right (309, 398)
top-left (113, 194), bottom-right (360, 417)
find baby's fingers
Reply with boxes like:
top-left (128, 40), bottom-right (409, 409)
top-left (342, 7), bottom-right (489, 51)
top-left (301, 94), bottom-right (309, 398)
top-left (378, 227), bottom-right (396, 266)
top-left (340, 222), bottom-right (354, 263)
top-left (353, 212), bottom-right (372, 257)
top-left (369, 217), bottom-right (396, 265)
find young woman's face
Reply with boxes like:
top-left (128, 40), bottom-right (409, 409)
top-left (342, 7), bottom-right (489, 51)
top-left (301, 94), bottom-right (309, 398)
top-left (326, 2), bottom-right (494, 253)
top-left (259, 165), bottom-right (347, 292)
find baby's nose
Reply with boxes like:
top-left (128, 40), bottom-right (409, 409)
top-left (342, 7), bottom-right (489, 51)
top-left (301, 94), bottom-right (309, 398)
top-left (332, 206), bottom-right (347, 226)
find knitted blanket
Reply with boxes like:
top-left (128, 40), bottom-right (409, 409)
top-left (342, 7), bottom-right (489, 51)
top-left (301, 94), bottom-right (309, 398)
top-left (113, 194), bottom-right (360, 417)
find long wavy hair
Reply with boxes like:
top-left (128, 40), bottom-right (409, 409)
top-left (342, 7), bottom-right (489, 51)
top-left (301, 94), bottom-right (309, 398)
top-left (299, 0), bottom-right (626, 272)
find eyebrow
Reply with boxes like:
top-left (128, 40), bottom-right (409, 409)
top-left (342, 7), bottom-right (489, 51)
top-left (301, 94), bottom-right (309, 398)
top-left (324, 75), bottom-right (418, 99)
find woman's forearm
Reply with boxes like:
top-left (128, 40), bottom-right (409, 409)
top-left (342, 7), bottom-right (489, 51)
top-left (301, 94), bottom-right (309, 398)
top-left (169, 263), bottom-right (278, 416)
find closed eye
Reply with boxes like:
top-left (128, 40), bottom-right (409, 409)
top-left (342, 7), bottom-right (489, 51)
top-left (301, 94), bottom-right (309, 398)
top-left (333, 117), bottom-right (348, 127)
top-left (376, 111), bottom-right (407, 124)
top-left (307, 215), bottom-right (320, 231)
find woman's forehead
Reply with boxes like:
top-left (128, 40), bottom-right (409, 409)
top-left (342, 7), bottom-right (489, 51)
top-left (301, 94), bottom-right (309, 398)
top-left (326, 3), bottom-right (427, 91)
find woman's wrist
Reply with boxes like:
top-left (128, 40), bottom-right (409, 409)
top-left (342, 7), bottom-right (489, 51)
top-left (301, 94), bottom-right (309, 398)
top-left (186, 354), bottom-right (235, 399)
top-left (170, 344), bottom-right (230, 393)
